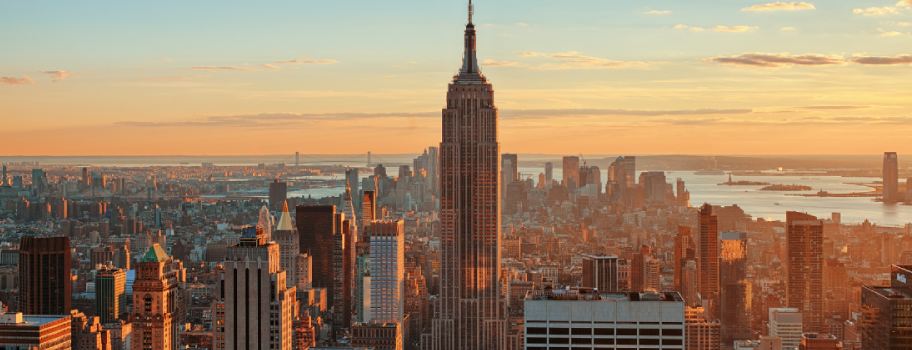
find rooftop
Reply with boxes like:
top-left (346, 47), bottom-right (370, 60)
top-left (141, 243), bottom-right (169, 263)
top-left (526, 288), bottom-right (683, 303)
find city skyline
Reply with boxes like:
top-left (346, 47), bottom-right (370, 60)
top-left (3, 0), bottom-right (912, 155)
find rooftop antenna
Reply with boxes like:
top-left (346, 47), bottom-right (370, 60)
top-left (468, 0), bottom-right (474, 24)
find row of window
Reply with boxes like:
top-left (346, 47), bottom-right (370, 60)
top-left (527, 338), bottom-right (683, 345)
top-left (526, 327), bottom-right (683, 336)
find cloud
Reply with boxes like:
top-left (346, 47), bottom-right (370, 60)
top-left (852, 55), bottom-right (912, 65)
top-left (43, 70), bottom-right (71, 81)
top-left (710, 53), bottom-right (843, 67)
top-left (1, 76), bottom-right (34, 85)
top-left (780, 26), bottom-right (798, 32)
top-left (796, 105), bottom-right (869, 110)
top-left (853, 6), bottom-right (900, 16)
top-left (191, 56), bottom-right (337, 72)
top-left (742, 2), bottom-right (816, 12)
top-left (482, 59), bottom-right (522, 67)
top-left (713, 25), bottom-right (758, 33)
top-left (510, 51), bottom-right (648, 70)
top-left (644, 9), bottom-right (672, 16)
top-left (675, 24), bottom-right (757, 33)
top-left (879, 30), bottom-right (905, 37)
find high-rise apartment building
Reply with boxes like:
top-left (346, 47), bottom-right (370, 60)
top-left (883, 152), bottom-right (899, 203)
top-left (786, 211), bottom-right (824, 333)
top-left (720, 231), bottom-right (751, 345)
top-left (524, 289), bottom-right (685, 350)
top-left (698, 204), bottom-right (720, 320)
top-left (769, 308), bottom-right (803, 350)
top-left (132, 244), bottom-right (182, 350)
top-left (562, 156), bottom-right (580, 190)
top-left (860, 264), bottom-right (912, 349)
top-left (221, 226), bottom-right (295, 350)
top-left (365, 220), bottom-right (405, 323)
top-left (581, 255), bottom-right (619, 292)
top-left (19, 236), bottom-right (72, 315)
top-left (95, 266), bottom-right (126, 324)
top-left (428, 2), bottom-right (506, 348)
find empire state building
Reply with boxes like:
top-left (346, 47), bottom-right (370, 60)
top-left (428, 1), bottom-right (507, 349)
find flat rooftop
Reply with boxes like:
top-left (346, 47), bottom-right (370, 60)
top-left (526, 288), bottom-right (683, 303)
top-left (866, 286), bottom-right (912, 299)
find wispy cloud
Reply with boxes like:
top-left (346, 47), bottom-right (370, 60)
top-left (852, 54), bottom-right (912, 65)
top-left (853, 6), bottom-right (900, 16)
top-left (191, 56), bottom-right (337, 72)
top-left (710, 53), bottom-right (843, 67)
top-left (713, 25), bottom-right (758, 33)
top-left (1, 76), bottom-right (34, 85)
top-left (502, 51), bottom-right (648, 70)
top-left (643, 9), bottom-right (672, 16)
top-left (879, 29), bottom-right (905, 37)
top-left (742, 2), bottom-right (816, 12)
top-left (43, 70), bottom-right (71, 82)
top-left (675, 24), bottom-right (758, 33)
top-left (481, 59), bottom-right (522, 67)
top-left (780, 26), bottom-right (798, 32)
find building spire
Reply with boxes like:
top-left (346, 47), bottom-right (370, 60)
top-left (459, 0), bottom-right (481, 77)
top-left (468, 0), bottom-right (474, 24)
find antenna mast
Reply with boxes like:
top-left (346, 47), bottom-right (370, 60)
top-left (468, 0), bottom-right (474, 24)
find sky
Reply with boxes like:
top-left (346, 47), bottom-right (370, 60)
top-left (2, 0), bottom-right (912, 156)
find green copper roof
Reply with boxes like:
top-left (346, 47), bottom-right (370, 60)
top-left (142, 243), bottom-right (169, 263)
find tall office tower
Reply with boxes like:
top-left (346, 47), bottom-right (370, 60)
top-left (769, 308), bottom-right (803, 350)
top-left (631, 245), bottom-right (658, 291)
top-left (673, 226), bottom-right (696, 293)
top-left (501, 153), bottom-right (518, 202)
top-left (296, 205), bottom-right (338, 302)
top-left (268, 178), bottom-right (287, 212)
top-left (883, 152), bottom-right (899, 203)
top-left (132, 244), bottom-right (181, 350)
top-left (346, 168), bottom-right (360, 209)
top-left (786, 211), bottom-right (824, 333)
top-left (676, 178), bottom-right (690, 207)
top-left (681, 260), bottom-right (699, 307)
top-left (544, 162), bottom-right (553, 187)
top-left (336, 214), bottom-right (356, 331)
top-left (274, 201), bottom-right (301, 288)
top-left (96, 266), bottom-right (126, 324)
top-left (429, 1), bottom-right (506, 348)
top-left (256, 205), bottom-right (273, 241)
top-left (860, 264), bottom-right (912, 349)
top-left (19, 236), bottom-right (72, 315)
top-left (222, 226), bottom-right (295, 350)
top-left (640, 171), bottom-right (668, 205)
top-left (1, 163), bottom-right (7, 186)
top-left (294, 151), bottom-right (300, 167)
top-left (365, 220), bottom-right (405, 323)
top-left (524, 289), bottom-right (685, 350)
top-left (562, 156), bottom-right (580, 190)
top-left (720, 231), bottom-right (751, 346)
top-left (607, 156), bottom-right (636, 205)
top-left (698, 204), bottom-right (720, 320)
top-left (0, 313), bottom-right (72, 350)
top-left (30, 168), bottom-right (48, 194)
top-left (581, 255), bottom-right (619, 292)
top-left (362, 191), bottom-right (376, 230)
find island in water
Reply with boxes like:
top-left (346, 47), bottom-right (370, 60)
top-left (719, 180), bottom-right (770, 186)
top-left (760, 184), bottom-right (813, 191)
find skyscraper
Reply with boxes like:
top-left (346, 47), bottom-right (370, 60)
top-left (429, 1), bottom-right (506, 348)
top-left (769, 308), bottom-right (803, 350)
top-left (883, 152), bottom-right (899, 203)
top-left (132, 244), bottom-right (181, 350)
top-left (501, 153), bottom-right (518, 203)
top-left (96, 266), bottom-right (126, 324)
top-left (786, 211), bottom-right (824, 333)
top-left (365, 220), bottom-right (405, 323)
top-left (268, 178), bottom-right (287, 212)
top-left (19, 236), bottom-right (72, 315)
top-left (698, 204), bottom-right (720, 320)
top-left (543, 162), bottom-right (553, 187)
top-left (860, 264), bottom-right (912, 349)
top-left (274, 201), bottom-right (302, 289)
top-left (296, 205), bottom-right (337, 301)
top-left (562, 156), bottom-right (580, 190)
top-left (673, 226), bottom-right (696, 295)
top-left (581, 255), bottom-right (619, 292)
top-left (720, 231), bottom-right (751, 346)
top-left (222, 226), bottom-right (295, 350)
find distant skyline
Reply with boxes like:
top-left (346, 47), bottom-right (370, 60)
top-left (2, 0), bottom-right (912, 155)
